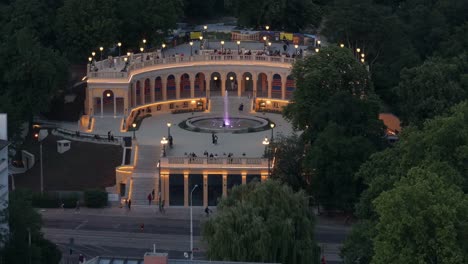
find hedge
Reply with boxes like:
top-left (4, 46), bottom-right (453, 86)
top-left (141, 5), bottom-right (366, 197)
top-left (84, 189), bottom-right (108, 208)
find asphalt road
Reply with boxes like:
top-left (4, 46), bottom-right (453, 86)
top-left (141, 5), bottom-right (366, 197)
top-left (42, 210), bottom-right (349, 263)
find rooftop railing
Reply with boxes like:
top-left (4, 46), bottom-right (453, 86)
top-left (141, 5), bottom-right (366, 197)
top-left (159, 156), bottom-right (270, 169)
top-left (87, 53), bottom-right (295, 80)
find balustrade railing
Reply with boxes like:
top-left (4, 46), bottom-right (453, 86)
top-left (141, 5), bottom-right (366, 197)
top-left (160, 156), bottom-right (269, 168)
top-left (88, 54), bottom-right (294, 79)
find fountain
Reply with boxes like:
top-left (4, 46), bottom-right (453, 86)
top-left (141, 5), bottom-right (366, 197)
top-left (180, 89), bottom-right (271, 133)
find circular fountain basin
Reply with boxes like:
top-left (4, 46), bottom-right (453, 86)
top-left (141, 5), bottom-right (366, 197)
top-left (182, 116), bottom-right (270, 133)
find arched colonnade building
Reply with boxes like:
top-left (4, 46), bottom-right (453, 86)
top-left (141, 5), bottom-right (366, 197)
top-left (86, 52), bottom-right (298, 207)
top-left (85, 53), bottom-right (297, 118)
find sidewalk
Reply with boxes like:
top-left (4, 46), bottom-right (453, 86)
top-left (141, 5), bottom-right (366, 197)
top-left (39, 205), bottom-right (216, 221)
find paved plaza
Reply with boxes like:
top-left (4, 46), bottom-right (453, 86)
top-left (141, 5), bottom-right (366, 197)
top-left (61, 96), bottom-right (295, 159)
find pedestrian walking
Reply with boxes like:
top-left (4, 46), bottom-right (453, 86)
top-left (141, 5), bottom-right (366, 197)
top-left (128, 199), bottom-right (132, 210)
top-left (161, 200), bottom-right (165, 214)
top-left (169, 135), bottom-right (173, 148)
top-left (107, 131), bottom-right (111, 141)
top-left (205, 207), bottom-right (212, 217)
top-left (147, 193), bottom-right (152, 205)
top-left (78, 254), bottom-right (85, 264)
top-left (151, 189), bottom-right (155, 200)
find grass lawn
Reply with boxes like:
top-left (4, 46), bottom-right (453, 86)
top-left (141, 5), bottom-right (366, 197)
top-left (14, 135), bottom-right (122, 192)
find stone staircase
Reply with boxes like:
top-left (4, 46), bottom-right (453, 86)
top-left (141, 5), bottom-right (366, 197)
top-left (129, 144), bottom-right (160, 205)
top-left (130, 172), bottom-right (157, 205)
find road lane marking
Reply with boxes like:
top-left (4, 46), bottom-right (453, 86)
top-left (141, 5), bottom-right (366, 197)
top-left (75, 220), bottom-right (88, 230)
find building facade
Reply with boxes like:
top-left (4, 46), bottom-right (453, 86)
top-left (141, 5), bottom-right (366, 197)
top-left (86, 50), bottom-right (296, 207)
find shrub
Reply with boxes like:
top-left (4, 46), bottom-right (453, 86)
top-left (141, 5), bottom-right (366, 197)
top-left (32, 192), bottom-right (60, 208)
top-left (61, 193), bottom-right (79, 208)
top-left (84, 189), bottom-right (108, 208)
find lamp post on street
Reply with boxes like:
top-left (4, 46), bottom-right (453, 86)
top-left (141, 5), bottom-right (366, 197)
top-left (220, 41), bottom-right (224, 53)
top-left (190, 184), bottom-right (198, 260)
top-left (99, 46), bottom-right (104, 60)
top-left (167, 122), bottom-right (171, 138)
top-left (189, 41), bottom-right (193, 56)
top-left (132, 123), bottom-right (137, 139)
top-left (161, 137), bottom-right (168, 157)
top-left (270, 122), bottom-right (275, 141)
top-left (237, 40), bottom-right (240, 54)
top-left (262, 137), bottom-right (270, 176)
top-left (294, 44), bottom-right (298, 55)
top-left (117, 42), bottom-right (122, 56)
top-left (199, 36), bottom-right (203, 50)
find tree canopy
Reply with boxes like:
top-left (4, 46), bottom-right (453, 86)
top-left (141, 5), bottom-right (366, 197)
top-left (342, 102), bottom-right (468, 263)
top-left (203, 180), bottom-right (318, 264)
top-left (372, 168), bottom-right (468, 264)
top-left (0, 190), bottom-right (62, 264)
top-left (283, 46), bottom-right (385, 210)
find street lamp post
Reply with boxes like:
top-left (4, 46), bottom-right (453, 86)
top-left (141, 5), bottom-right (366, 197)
top-left (237, 40), bottom-right (240, 54)
top-left (162, 43), bottom-right (166, 58)
top-left (190, 184), bottom-right (199, 260)
top-left (34, 131), bottom-right (44, 193)
top-left (203, 25), bottom-right (207, 39)
top-left (199, 36), bottom-right (203, 50)
top-left (265, 25), bottom-right (270, 31)
top-left (161, 137), bottom-right (168, 157)
top-left (189, 41), bottom-right (193, 56)
top-left (270, 122), bottom-right (275, 141)
top-left (167, 122), bottom-right (171, 138)
top-left (294, 44), bottom-right (298, 55)
top-left (142, 38), bottom-right (147, 49)
top-left (117, 42), bottom-right (122, 56)
top-left (262, 137), bottom-right (270, 176)
top-left (220, 41), bottom-right (224, 53)
top-left (99, 46), bottom-right (104, 60)
top-left (263, 36), bottom-right (267, 48)
top-left (132, 123), bottom-right (137, 139)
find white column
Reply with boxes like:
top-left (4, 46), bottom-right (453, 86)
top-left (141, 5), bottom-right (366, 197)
top-left (237, 74), bottom-right (242, 97)
top-left (100, 95), bottom-right (104, 117)
top-left (252, 75), bottom-right (258, 98)
top-left (150, 79), bottom-right (155, 102)
top-left (267, 73), bottom-right (272, 98)
top-left (175, 75), bottom-right (181, 99)
top-left (132, 83), bottom-right (136, 107)
top-left (281, 75), bottom-right (287, 100)
top-left (113, 95), bottom-right (117, 116)
top-left (190, 75), bottom-right (195, 98)
top-left (221, 74), bottom-right (226, 97)
top-left (162, 77), bottom-right (167, 101)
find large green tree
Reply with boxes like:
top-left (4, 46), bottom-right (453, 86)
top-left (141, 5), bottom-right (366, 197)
top-left (203, 180), bottom-right (318, 264)
top-left (233, 0), bottom-right (322, 31)
top-left (0, 190), bottom-right (62, 264)
top-left (270, 134), bottom-right (310, 192)
top-left (372, 168), bottom-right (468, 264)
top-left (342, 101), bottom-right (468, 263)
top-left (284, 46), bottom-right (385, 210)
top-left (56, 0), bottom-right (120, 62)
top-left (396, 56), bottom-right (468, 126)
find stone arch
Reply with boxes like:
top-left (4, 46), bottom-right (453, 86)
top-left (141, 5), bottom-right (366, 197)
top-left (195, 73), bottom-right (206, 97)
top-left (225, 72), bottom-right (237, 95)
top-left (286, 75), bottom-right (296, 99)
top-left (154, 77), bottom-right (163, 101)
top-left (242, 72), bottom-right (253, 97)
top-left (272, 74), bottom-right (282, 99)
top-left (167, 75), bottom-right (176, 100)
top-left (210, 72), bottom-right (222, 96)
top-left (136, 80), bottom-right (142, 105)
top-left (144, 78), bottom-right (151, 104)
top-left (257, 73), bottom-right (268, 97)
top-left (180, 73), bottom-right (191, 98)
